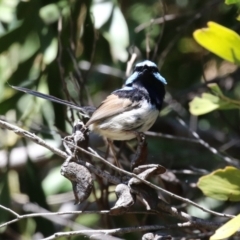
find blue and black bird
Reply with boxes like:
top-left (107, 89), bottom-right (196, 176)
top-left (13, 60), bottom-right (167, 141)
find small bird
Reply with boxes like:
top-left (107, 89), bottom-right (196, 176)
top-left (12, 60), bottom-right (167, 141)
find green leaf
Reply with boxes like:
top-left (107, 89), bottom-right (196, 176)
top-left (0, 21), bottom-right (26, 54)
top-left (189, 93), bottom-right (237, 116)
top-left (0, 2), bottom-right (16, 23)
top-left (24, 159), bottom-right (54, 235)
top-left (39, 4), bottom-right (60, 24)
top-left (189, 83), bottom-right (240, 116)
top-left (193, 21), bottom-right (240, 64)
top-left (91, 0), bottom-right (113, 28)
top-left (19, 31), bottom-right (40, 62)
top-left (210, 214), bottom-right (240, 240)
top-left (208, 83), bottom-right (223, 96)
top-left (43, 37), bottom-right (58, 64)
top-left (189, 94), bottom-right (220, 115)
top-left (42, 166), bottom-right (72, 195)
top-left (104, 4), bottom-right (129, 61)
top-left (225, 0), bottom-right (240, 5)
top-left (91, 1), bottom-right (129, 61)
top-left (197, 166), bottom-right (240, 201)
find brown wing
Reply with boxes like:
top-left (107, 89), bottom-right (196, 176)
top-left (86, 94), bottom-right (139, 126)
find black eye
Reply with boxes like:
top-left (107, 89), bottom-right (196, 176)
top-left (146, 66), bottom-right (158, 73)
top-left (135, 66), bottom-right (143, 72)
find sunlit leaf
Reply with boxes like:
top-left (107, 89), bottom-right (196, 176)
top-left (189, 94), bottom-right (219, 115)
top-left (102, 4), bottom-right (129, 62)
top-left (198, 167), bottom-right (240, 201)
top-left (0, 22), bottom-right (25, 54)
top-left (208, 83), bottom-right (223, 96)
top-left (193, 21), bottom-right (240, 64)
top-left (42, 166), bottom-right (72, 195)
top-left (43, 37), bottom-right (58, 64)
top-left (189, 93), bottom-right (235, 115)
top-left (210, 214), bottom-right (240, 240)
top-left (0, 3), bottom-right (15, 23)
top-left (91, 0), bottom-right (129, 61)
top-left (39, 4), bottom-right (60, 24)
top-left (24, 159), bottom-right (55, 235)
top-left (237, 15), bottom-right (240, 21)
top-left (22, 218), bottom-right (37, 239)
top-left (225, 0), bottom-right (240, 5)
top-left (20, 31), bottom-right (40, 62)
top-left (189, 83), bottom-right (240, 116)
top-left (91, 0), bottom-right (113, 28)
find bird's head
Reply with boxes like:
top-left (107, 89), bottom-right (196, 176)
top-left (125, 60), bottom-right (167, 86)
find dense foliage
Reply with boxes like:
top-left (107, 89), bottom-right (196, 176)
top-left (0, 0), bottom-right (240, 239)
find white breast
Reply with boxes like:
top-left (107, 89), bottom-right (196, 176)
top-left (89, 100), bottom-right (159, 140)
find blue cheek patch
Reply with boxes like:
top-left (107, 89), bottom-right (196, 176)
top-left (153, 72), bottom-right (167, 85)
top-left (125, 72), bottom-right (139, 85)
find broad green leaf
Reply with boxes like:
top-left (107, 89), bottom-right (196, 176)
top-left (193, 22), bottom-right (240, 64)
top-left (19, 31), bottom-right (40, 62)
top-left (0, 0), bottom-right (18, 23)
top-left (0, 21), bottom-right (25, 54)
top-left (198, 167), bottom-right (240, 201)
top-left (189, 94), bottom-right (220, 115)
top-left (91, 0), bottom-right (129, 61)
top-left (42, 166), bottom-right (72, 195)
top-left (210, 214), bottom-right (240, 240)
top-left (91, 0), bottom-right (113, 29)
top-left (189, 84), bottom-right (240, 116)
top-left (43, 37), bottom-right (58, 64)
top-left (105, 4), bottom-right (129, 61)
top-left (21, 218), bottom-right (37, 239)
top-left (225, 0), bottom-right (240, 5)
top-left (24, 159), bottom-right (54, 235)
top-left (39, 4), bottom-right (60, 24)
top-left (189, 93), bottom-right (236, 116)
top-left (208, 83), bottom-right (223, 96)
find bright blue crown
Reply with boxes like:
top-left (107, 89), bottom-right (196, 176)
top-left (135, 60), bottom-right (157, 68)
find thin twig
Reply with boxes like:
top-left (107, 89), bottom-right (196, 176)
top-left (0, 205), bottom-right (19, 218)
top-left (0, 119), bottom-right (235, 219)
top-left (0, 119), bottom-right (68, 159)
top-left (43, 222), bottom-right (192, 240)
top-left (135, 14), bottom-right (178, 33)
top-left (64, 140), bottom-right (234, 219)
top-left (0, 119), bottom-right (236, 240)
top-left (145, 131), bottom-right (200, 143)
top-left (126, 53), bottom-right (137, 77)
top-left (152, 0), bottom-right (166, 61)
top-left (0, 118), bottom-right (121, 185)
top-left (57, 16), bottom-right (74, 124)
top-left (0, 203), bottom-right (122, 240)
top-left (0, 119), bottom-right (234, 226)
top-left (79, 61), bottom-right (125, 79)
top-left (0, 204), bottom-right (154, 229)
top-left (177, 118), bottom-right (240, 167)
top-left (158, 0), bottom-right (220, 69)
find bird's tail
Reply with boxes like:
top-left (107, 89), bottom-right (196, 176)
top-left (11, 85), bottom-right (94, 117)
